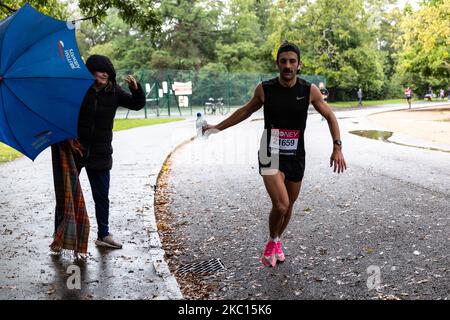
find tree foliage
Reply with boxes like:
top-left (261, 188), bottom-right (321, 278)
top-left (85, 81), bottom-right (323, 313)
top-left (2, 0), bottom-right (448, 100)
top-left (0, 0), bottom-right (68, 19)
top-left (395, 0), bottom-right (450, 94)
top-left (78, 0), bottom-right (161, 34)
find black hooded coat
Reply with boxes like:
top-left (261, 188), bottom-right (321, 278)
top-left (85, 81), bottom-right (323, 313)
top-left (77, 55), bottom-right (145, 170)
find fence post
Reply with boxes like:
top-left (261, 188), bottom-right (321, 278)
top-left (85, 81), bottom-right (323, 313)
top-left (155, 80), bottom-right (160, 117)
top-left (189, 70), bottom-right (193, 116)
top-left (208, 71), bottom-right (211, 102)
top-left (244, 76), bottom-right (248, 104)
top-left (227, 71), bottom-right (231, 113)
top-left (167, 75), bottom-right (171, 117)
top-left (141, 68), bottom-right (147, 119)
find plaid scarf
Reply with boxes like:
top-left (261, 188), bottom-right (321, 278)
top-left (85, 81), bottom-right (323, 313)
top-left (50, 140), bottom-right (90, 256)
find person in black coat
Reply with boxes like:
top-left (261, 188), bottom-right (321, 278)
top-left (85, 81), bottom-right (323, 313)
top-left (76, 54), bottom-right (145, 249)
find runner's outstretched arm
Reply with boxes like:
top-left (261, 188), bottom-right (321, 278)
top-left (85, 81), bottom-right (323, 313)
top-left (310, 84), bottom-right (347, 173)
top-left (204, 83), bottom-right (264, 133)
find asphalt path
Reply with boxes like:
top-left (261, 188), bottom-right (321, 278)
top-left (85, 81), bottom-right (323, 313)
top-left (165, 104), bottom-right (450, 300)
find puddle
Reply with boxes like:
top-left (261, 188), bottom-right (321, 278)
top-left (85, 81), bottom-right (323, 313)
top-left (349, 130), bottom-right (450, 153)
top-left (350, 130), bottom-right (393, 141)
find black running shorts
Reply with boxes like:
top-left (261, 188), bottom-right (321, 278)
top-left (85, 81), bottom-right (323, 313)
top-left (258, 154), bottom-right (305, 183)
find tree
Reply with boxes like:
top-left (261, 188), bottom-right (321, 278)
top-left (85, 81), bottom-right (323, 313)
top-left (267, 0), bottom-right (386, 100)
top-left (157, 0), bottom-right (222, 70)
top-left (1, 0), bottom-right (161, 35)
top-left (395, 0), bottom-right (450, 93)
top-left (76, 10), bottom-right (133, 56)
top-left (215, 0), bottom-right (268, 72)
top-left (265, 0), bottom-right (308, 72)
top-left (0, 1), bottom-right (161, 43)
top-left (375, 7), bottom-right (405, 97)
top-left (255, 0), bottom-right (271, 36)
top-left (0, 0), bottom-right (68, 19)
top-left (78, 0), bottom-right (161, 35)
top-left (80, 0), bottom-right (224, 71)
top-left (84, 12), bottom-right (155, 70)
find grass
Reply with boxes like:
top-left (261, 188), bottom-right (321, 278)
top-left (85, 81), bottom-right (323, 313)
top-left (0, 117), bottom-right (185, 164)
top-left (329, 98), bottom-right (419, 108)
top-left (112, 117), bottom-right (184, 131)
top-left (0, 143), bottom-right (22, 164)
top-left (191, 99), bottom-right (423, 111)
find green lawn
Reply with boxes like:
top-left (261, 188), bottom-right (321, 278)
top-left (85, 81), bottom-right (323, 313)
top-left (0, 117), bottom-right (185, 164)
top-left (112, 117), bottom-right (184, 131)
top-left (329, 98), bottom-right (419, 108)
top-left (0, 143), bottom-right (22, 164)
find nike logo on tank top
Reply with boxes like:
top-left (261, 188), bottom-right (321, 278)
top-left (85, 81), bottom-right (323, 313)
top-left (261, 77), bottom-right (311, 159)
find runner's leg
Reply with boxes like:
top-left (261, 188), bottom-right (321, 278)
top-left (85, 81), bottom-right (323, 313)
top-left (262, 171), bottom-right (290, 239)
top-left (279, 180), bottom-right (302, 236)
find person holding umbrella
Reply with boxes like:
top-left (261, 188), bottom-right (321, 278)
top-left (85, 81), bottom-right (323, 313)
top-left (0, 4), bottom-right (145, 254)
top-left (71, 54), bottom-right (146, 249)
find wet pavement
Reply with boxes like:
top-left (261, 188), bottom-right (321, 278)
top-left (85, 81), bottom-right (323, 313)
top-left (1, 101), bottom-right (449, 300)
top-left (164, 103), bottom-right (450, 299)
top-left (0, 119), bottom-right (199, 300)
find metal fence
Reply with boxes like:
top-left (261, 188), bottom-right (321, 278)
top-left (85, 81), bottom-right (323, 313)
top-left (115, 69), bottom-right (325, 118)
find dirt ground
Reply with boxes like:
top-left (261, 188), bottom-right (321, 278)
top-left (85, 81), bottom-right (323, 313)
top-left (368, 105), bottom-right (450, 146)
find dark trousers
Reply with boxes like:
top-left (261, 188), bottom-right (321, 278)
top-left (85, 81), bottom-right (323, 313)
top-left (77, 165), bottom-right (111, 239)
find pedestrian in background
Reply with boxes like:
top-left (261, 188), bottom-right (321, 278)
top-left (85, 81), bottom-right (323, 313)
top-left (404, 86), bottom-right (413, 109)
top-left (319, 82), bottom-right (329, 121)
top-left (357, 87), bottom-right (363, 107)
top-left (424, 87), bottom-right (433, 101)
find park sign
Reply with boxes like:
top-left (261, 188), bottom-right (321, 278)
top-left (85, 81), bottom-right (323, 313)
top-left (172, 81), bottom-right (192, 96)
top-left (178, 95), bottom-right (189, 107)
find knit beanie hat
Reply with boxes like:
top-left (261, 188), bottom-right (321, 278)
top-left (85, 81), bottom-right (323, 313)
top-left (85, 54), bottom-right (116, 86)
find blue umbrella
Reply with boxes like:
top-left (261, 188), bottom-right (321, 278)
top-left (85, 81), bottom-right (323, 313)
top-left (0, 3), bottom-right (94, 160)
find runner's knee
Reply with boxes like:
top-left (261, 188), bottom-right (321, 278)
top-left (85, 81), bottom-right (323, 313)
top-left (273, 200), bottom-right (289, 215)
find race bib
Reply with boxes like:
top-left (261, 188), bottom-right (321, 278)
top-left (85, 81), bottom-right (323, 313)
top-left (270, 129), bottom-right (300, 155)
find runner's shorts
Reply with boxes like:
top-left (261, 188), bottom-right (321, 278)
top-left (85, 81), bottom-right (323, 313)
top-left (258, 153), bottom-right (305, 182)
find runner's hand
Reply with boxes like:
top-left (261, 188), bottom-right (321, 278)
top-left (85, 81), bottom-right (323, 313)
top-left (125, 75), bottom-right (138, 90)
top-left (330, 148), bottom-right (347, 174)
top-left (202, 124), bottom-right (220, 135)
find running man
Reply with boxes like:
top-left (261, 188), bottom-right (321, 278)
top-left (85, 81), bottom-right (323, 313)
top-left (203, 41), bottom-right (347, 267)
top-left (404, 86), bottom-right (413, 109)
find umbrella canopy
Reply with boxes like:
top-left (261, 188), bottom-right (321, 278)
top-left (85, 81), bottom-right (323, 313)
top-left (0, 3), bottom-right (94, 160)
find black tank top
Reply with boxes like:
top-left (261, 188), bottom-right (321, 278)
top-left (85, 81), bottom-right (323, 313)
top-left (260, 77), bottom-right (311, 160)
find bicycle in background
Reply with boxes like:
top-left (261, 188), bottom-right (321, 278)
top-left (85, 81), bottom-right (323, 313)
top-left (204, 97), bottom-right (225, 115)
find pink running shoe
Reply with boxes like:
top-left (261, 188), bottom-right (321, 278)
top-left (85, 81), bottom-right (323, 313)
top-left (261, 240), bottom-right (276, 267)
top-left (275, 241), bottom-right (285, 262)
